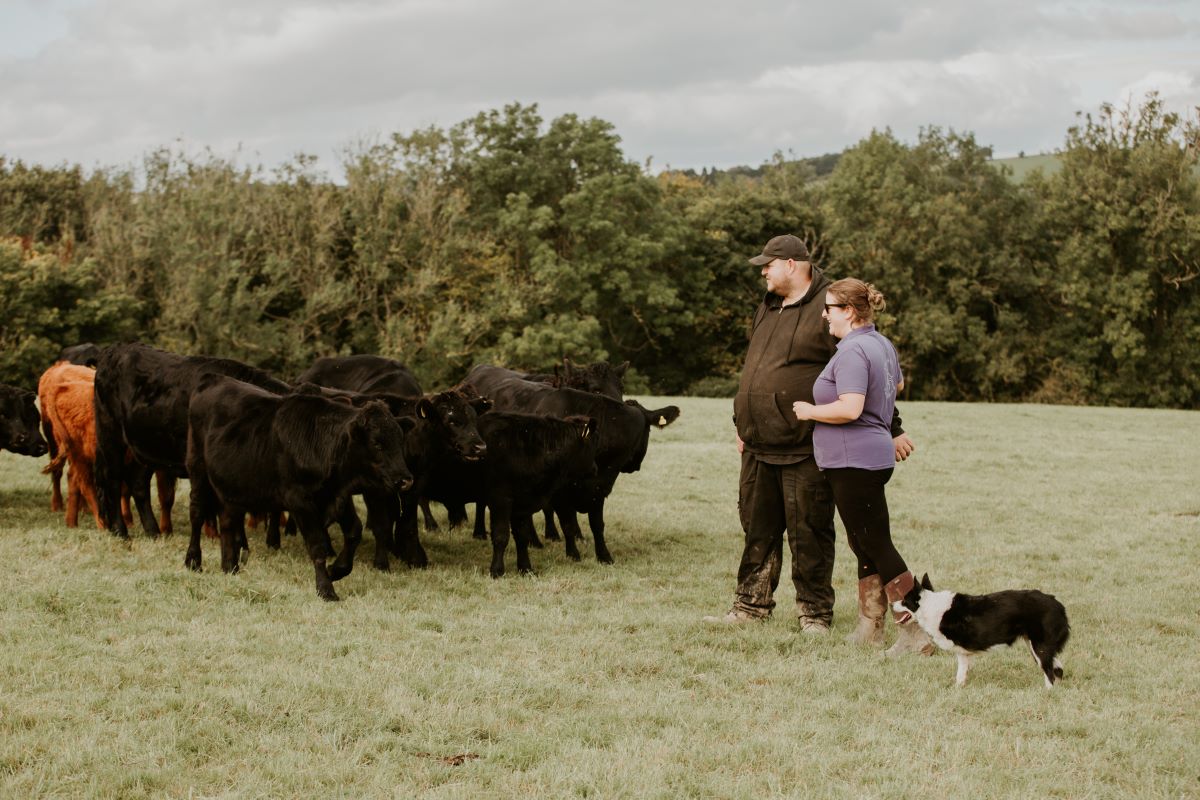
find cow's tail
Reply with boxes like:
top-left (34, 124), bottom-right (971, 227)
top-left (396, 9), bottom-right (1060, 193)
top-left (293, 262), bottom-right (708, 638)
top-left (41, 450), bottom-right (68, 475)
top-left (92, 355), bottom-right (125, 534)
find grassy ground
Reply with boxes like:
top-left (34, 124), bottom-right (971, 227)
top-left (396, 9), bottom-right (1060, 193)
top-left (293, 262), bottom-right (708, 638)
top-left (1, 399), bottom-right (1198, 799)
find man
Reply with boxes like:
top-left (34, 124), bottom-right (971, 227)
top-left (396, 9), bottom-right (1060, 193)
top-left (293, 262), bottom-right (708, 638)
top-left (705, 235), bottom-right (920, 650)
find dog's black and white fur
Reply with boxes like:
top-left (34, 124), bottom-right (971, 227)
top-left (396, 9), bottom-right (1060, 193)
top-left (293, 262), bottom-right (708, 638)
top-left (892, 574), bottom-right (1070, 689)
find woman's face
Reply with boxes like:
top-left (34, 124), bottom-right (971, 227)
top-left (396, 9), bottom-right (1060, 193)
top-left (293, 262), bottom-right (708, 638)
top-left (822, 292), bottom-right (854, 339)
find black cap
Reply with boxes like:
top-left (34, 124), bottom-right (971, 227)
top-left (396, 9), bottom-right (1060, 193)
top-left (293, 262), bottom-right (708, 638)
top-left (749, 234), bottom-right (809, 266)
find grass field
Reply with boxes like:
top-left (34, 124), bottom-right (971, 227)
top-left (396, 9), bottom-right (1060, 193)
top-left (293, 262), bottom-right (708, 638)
top-left (2, 399), bottom-right (1198, 799)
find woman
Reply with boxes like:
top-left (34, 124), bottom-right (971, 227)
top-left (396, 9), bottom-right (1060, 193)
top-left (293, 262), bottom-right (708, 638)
top-left (791, 279), bottom-right (932, 656)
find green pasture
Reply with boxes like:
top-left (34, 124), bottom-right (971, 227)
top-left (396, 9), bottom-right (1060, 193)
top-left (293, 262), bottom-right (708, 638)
top-left (1, 399), bottom-right (1198, 799)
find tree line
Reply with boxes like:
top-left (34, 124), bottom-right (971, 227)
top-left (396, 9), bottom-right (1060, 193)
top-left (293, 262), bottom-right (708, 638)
top-left (1, 95), bottom-right (1197, 407)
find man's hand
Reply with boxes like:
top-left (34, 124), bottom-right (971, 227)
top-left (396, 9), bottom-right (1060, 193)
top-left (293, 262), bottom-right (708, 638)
top-left (736, 433), bottom-right (744, 454)
top-left (894, 433), bottom-right (915, 462)
top-left (792, 401), bottom-right (815, 420)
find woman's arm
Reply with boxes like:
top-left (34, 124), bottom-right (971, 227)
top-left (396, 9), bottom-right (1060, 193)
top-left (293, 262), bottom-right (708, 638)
top-left (792, 394), bottom-right (865, 424)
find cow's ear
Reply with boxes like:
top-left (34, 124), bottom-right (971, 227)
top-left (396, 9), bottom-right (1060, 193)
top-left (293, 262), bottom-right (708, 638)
top-left (616, 361), bottom-right (630, 377)
top-left (584, 416), bottom-right (597, 439)
top-left (650, 405), bottom-right (681, 428)
top-left (470, 396), bottom-right (493, 414)
top-left (397, 416), bottom-right (417, 434)
top-left (920, 573), bottom-right (933, 591)
top-left (416, 398), bottom-right (434, 419)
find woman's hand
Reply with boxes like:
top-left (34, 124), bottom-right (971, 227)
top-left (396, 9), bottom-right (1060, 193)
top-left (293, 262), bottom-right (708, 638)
top-left (792, 401), bottom-right (815, 420)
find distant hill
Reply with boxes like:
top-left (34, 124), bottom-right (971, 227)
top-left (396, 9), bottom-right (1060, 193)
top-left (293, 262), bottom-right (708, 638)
top-left (989, 153), bottom-right (1062, 180)
top-left (668, 152), bottom-right (842, 184)
top-left (671, 151), bottom-right (1067, 184)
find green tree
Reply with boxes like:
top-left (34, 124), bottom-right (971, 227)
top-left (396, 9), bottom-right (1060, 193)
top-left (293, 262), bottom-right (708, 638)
top-left (821, 128), bottom-right (1044, 400)
top-left (1028, 95), bottom-right (1200, 407)
top-left (0, 238), bottom-right (140, 386)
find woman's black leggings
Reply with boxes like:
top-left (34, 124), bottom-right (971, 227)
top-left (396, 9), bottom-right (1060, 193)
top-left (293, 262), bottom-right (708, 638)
top-left (824, 467), bottom-right (907, 584)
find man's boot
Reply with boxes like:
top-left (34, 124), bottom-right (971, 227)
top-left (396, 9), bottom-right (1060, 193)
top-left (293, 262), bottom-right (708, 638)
top-left (883, 570), bottom-right (935, 658)
top-left (845, 574), bottom-right (887, 648)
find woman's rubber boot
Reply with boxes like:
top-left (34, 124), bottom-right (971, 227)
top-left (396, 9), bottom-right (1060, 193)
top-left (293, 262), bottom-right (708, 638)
top-left (845, 574), bottom-right (887, 648)
top-left (883, 571), bottom-right (935, 658)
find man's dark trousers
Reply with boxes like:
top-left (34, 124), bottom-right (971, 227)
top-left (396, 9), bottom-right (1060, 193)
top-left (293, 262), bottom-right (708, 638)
top-left (734, 453), bottom-right (836, 621)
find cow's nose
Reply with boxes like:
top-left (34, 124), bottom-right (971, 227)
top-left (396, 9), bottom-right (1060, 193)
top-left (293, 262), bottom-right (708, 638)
top-left (472, 443), bottom-right (487, 456)
top-left (397, 478), bottom-right (413, 493)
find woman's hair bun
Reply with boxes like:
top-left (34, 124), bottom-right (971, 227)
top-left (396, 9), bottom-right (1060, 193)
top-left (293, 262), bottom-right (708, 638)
top-left (865, 283), bottom-right (887, 313)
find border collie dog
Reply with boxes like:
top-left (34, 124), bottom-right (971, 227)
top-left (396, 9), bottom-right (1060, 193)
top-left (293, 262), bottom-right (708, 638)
top-left (892, 574), bottom-right (1070, 689)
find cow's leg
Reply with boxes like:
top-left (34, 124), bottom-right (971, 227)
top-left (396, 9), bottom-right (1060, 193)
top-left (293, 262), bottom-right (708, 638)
top-left (419, 499), bottom-right (439, 532)
top-left (156, 472), bottom-right (176, 534)
top-left (588, 505), bottom-right (614, 564)
top-left (265, 511), bottom-right (282, 550)
top-left (218, 509), bottom-right (244, 574)
top-left (513, 514), bottom-right (536, 575)
top-left (542, 507), bottom-right (561, 541)
top-left (185, 477), bottom-right (217, 571)
top-left (525, 512), bottom-right (544, 550)
top-left (446, 502), bottom-right (468, 531)
top-left (120, 492), bottom-right (133, 527)
top-left (44, 420), bottom-right (63, 512)
top-left (395, 496), bottom-right (417, 557)
top-left (65, 464), bottom-right (81, 528)
top-left (294, 511), bottom-right (338, 601)
top-left (364, 492), bottom-right (392, 571)
top-left (489, 500), bottom-right (512, 578)
top-left (472, 503), bottom-right (488, 540)
top-left (554, 501), bottom-right (584, 562)
top-left (392, 493), bottom-right (427, 568)
top-left (328, 497), bottom-right (363, 582)
top-left (75, 462), bottom-right (104, 529)
top-left (127, 462), bottom-right (161, 536)
top-left (328, 498), bottom-right (362, 580)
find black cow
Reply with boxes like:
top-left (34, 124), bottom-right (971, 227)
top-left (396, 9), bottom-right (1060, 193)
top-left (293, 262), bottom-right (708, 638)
top-left (56, 343), bottom-right (103, 368)
top-left (463, 365), bottom-right (680, 565)
top-left (186, 377), bottom-right (414, 600)
top-left (296, 355), bottom-right (422, 396)
top-left (522, 358), bottom-right (628, 543)
top-left (309, 387), bottom-right (490, 571)
top-left (93, 343), bottom-right (291, 537)
top-left (522, 357), bottom-right (628, 399)
top-left (0, 383), bottom-right (49, 457)
top-left (423, 411), bottom-right (598, 577)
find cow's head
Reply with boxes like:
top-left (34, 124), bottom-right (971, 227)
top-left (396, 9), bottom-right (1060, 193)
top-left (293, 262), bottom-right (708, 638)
top-left (0, 386), bottom-right (49, 457)
top-left (417, 388), bottom-right (488, 462)
top-left (618, 400), bottom-right (681, 474)
top-left (561, 358), bottom-right (628, 401)
top-left (353, 402), bottom-right (415, 493)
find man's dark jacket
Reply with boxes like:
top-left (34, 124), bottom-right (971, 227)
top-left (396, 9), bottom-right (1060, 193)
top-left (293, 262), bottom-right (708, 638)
top-left (733, 266), bottom-right (836, 464)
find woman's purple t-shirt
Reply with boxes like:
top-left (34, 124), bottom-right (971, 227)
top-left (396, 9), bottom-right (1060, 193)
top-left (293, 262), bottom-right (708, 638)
top-left (811, 325), bottom-right (902, 470)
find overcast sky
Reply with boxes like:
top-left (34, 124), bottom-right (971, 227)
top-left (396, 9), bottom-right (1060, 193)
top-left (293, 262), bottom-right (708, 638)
top-left (2, 0), bottom-right (1198, 178)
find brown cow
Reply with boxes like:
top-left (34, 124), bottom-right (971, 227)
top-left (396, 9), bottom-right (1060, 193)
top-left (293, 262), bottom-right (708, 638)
top-left (39, 364), bottom-right (104, 527)
top-left (38, 363), bottom-right (174, 530)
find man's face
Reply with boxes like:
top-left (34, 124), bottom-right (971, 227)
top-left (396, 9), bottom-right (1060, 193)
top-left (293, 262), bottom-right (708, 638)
top-left (762, 258), bottom-right (792, 295)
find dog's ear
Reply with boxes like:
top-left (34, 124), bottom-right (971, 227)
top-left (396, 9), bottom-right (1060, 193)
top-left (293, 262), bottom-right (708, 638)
top-left (920, 573), bottom-right (933, 591)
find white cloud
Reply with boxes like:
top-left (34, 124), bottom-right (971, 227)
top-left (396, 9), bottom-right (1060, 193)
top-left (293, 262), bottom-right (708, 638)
top-left (1, 0), bottom-right (1197, 174)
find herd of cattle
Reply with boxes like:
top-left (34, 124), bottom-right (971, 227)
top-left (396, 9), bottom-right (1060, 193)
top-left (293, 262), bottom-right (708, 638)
top-left (1, 344), bottom-right (680, 599)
